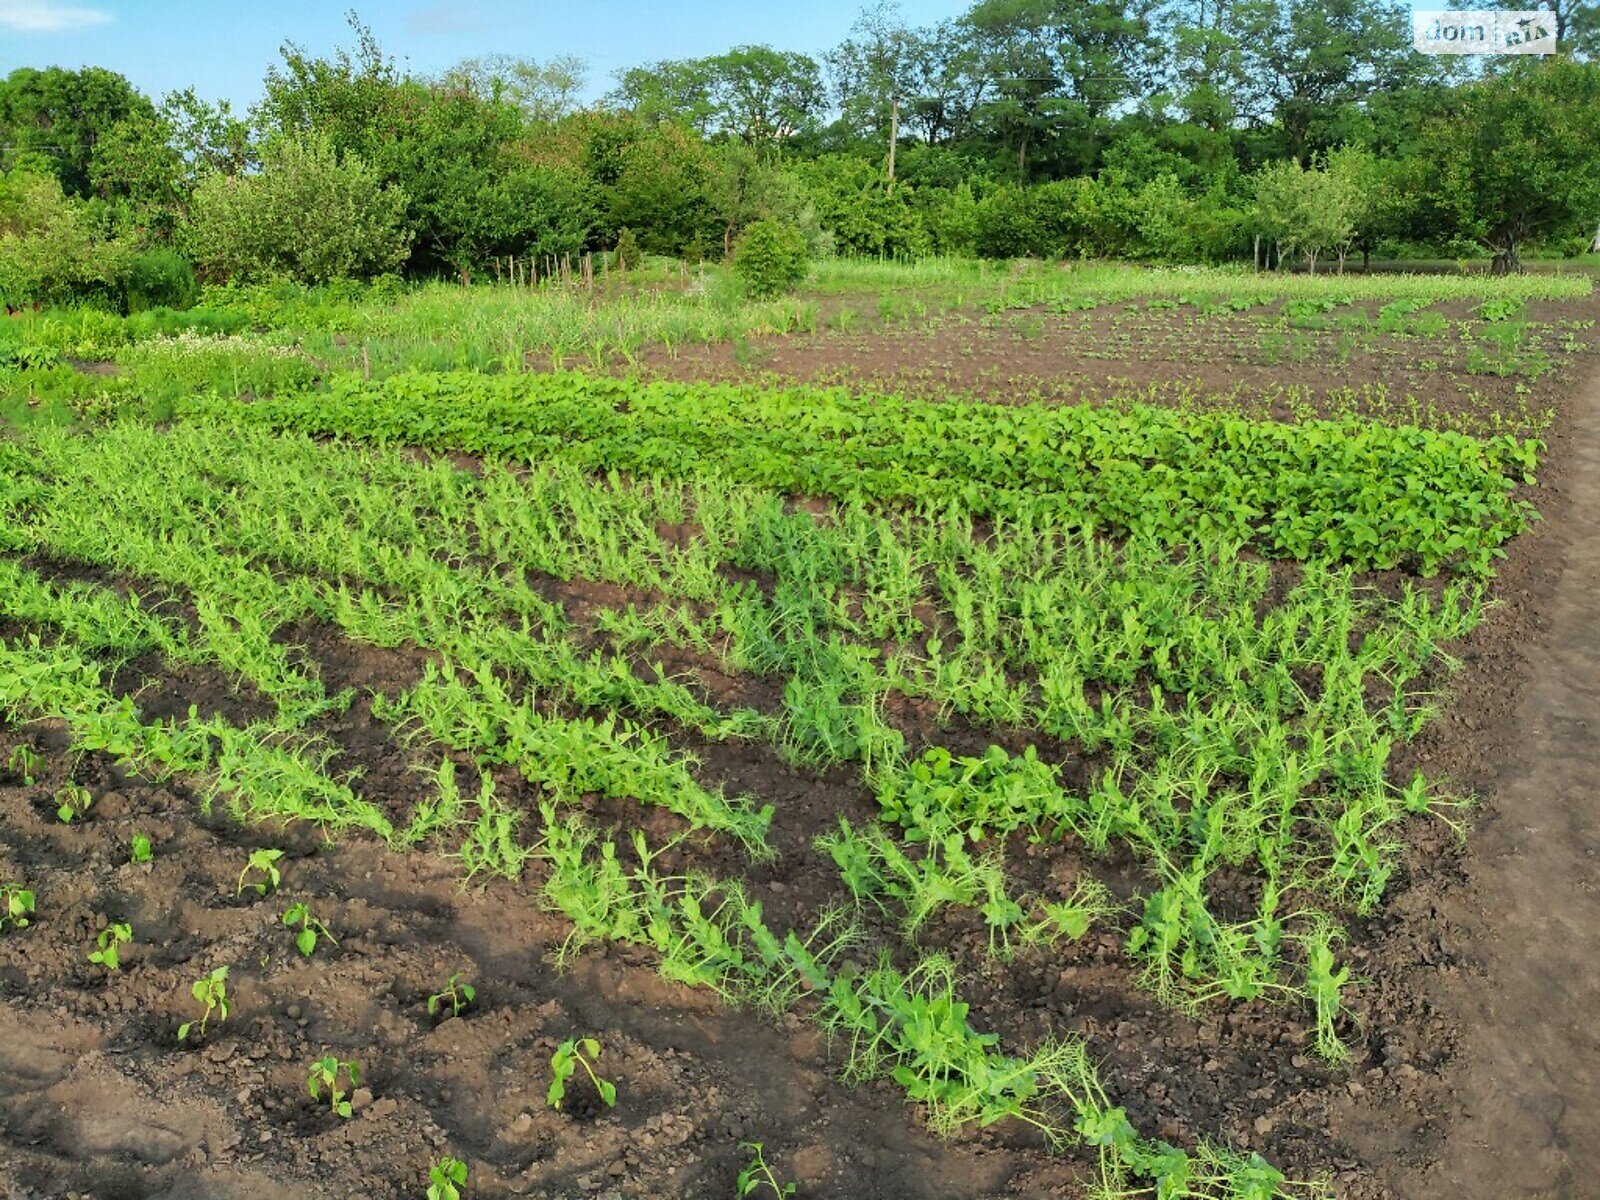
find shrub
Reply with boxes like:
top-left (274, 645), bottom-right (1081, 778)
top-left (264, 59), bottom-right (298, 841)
top-left (733, 219), bottom-right (809, 299)
top-left (182, 133), bottom-right (411, 285)
top-left (126, 248), bottom-right (199, 312)
top-left (613, 226), bottom-right (642, 270)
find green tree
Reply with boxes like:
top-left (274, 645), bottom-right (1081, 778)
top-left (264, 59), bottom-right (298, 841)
top-left (183, 133), bottom-right (410, 283)
top-left (439, 55), bottom-right (588, 124)
top-left (1425, 57), bottom-right (1600, 271)
top-left (0, 67), bottom-right (155, 197)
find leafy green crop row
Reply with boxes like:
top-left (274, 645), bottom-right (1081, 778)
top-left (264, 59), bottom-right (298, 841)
top-left (195, 371), bottom-right (1540, 574)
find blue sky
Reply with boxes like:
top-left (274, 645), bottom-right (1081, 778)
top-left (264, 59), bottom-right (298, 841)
top-left (0, 0), bottom-right (973, 110)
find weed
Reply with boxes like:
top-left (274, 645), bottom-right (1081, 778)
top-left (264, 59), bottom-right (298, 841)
top-left (237, 849), bottom-right (284, 898)
top-left (547, 1037), bottom-right (617, 1111)
top-left (88, 922), bottom-right (132, 971)
top-left (178, 966), bottom-right (229, 1042)
top-left (282, 902), bottom-right (338, 956)
top-left (307, 1055), bottom-right (361, 1118)
top-left (130, 833), bottom-right (153, 864)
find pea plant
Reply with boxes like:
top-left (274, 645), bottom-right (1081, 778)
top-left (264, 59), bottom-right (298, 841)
top-left (1, 883), bottom-right (35, 932)
top-left (236, 848), bottom-right (284, 898)
top-left (427, 972), bottom-right (476, 1019)
top-left (282, 902), bottom-right (337, 956)
top-left (428, 1157), bottom-right (468, 1200)
top-left (307, 1055), bottom-right (361, 1118)
top-left (88, 922), bottom-right (132, 971)
top-left (546, 1037), bottom-right (617, 1111)
top-left (737, 1142), bottom-right (796, 1198)
top-left (178, 966), bottom-right (229, 1042)
top-left (130, 833), bottom-right (153, 864)
top-left (54, 783), bottom-right (93, 824)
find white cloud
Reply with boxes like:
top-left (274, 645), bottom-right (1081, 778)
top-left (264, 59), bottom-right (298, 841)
top-left (0, 0), bottom-right (113, 33)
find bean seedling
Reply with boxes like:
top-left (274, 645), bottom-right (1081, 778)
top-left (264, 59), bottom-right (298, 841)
top-left (428, 1157), bottom-right (468, 1200)
top-left (282, 901), bottom-right (337, 956)
top-left (307, 1055), bottom-right (361, 1118)
top-left (1, 883), bottom-right (35, 931)
top-left (7, 745), bottom-right (38, 785)
top-left (178, 965), bottom-right (229, 1042)
top-left (88, 922), bottom-right (132, 971)
top-left (737, 1141), bottom-right (796, 1198)
top-left (427, 972), bottom-right (476, 1019)
top-left (54, 783), bottom-right (93, 824)
top-left (130, 833), bottom-right (153, 864)
top-left (546, 1037), bottom-right (616, 1111)
top-left (236, 848), bottom-right (284, 898)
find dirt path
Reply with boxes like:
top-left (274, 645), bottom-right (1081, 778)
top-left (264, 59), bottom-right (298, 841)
top-left (1394, 366), bottom-right (1600, 1198)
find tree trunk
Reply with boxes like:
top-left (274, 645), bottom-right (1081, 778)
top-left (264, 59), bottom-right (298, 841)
top-left (1337, 246), bottom-right (1346, 274)
top-left (887, 97), bottom-right (898, 187)
top-left (1592, 222), bottom-right (1600, 254)
top-left (1253, 234), bottom-right (1260, 272)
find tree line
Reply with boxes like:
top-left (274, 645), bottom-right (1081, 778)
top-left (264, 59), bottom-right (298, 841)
top-left (3, 1), bottom-right (1599, 308)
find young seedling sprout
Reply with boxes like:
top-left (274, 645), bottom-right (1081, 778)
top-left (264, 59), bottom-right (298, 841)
top-left (546, 1037), bottom-right (616, 1111)
top-left (7, 745), bottom-right (38, 786)
top-left (236, 849), bottom-right (284, 898)
top-left (0, 883), bottom-right (34, 932)
top-left (427, 972), bottom-right (476, 1019)
top-left (282, 902), bottom-right (337, 957)
top-left (178, 966), bottom-right (229, 1042)
top-left (54, 784), bottom-right (92, 824)
top-left (130, 833), bottom-right (153, 864)
top-left (307, 1055), bottom-right (360, 1118)
top-left (88, 922), bottom-right (132, 971)
top-left (737, 1142), bottom-right (797, 1198)
top-left (428, 1157), bottom-right (469, 1200)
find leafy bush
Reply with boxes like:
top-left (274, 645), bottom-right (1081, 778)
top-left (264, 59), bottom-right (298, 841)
top-left (0, 170), bottom-right (136, 307)
top-left (126, 248), bottom-right (198, 312)
top-left (613, 226), bottom-right (642, 270)
top-left (733, 220), bottom-right (809, 299)
top-left (182, 133), bottom-right (411, 284)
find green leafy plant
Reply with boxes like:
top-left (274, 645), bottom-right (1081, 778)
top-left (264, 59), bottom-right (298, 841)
top-left (428, 1157), bottom-right (469, 1200)
top-left (736, 1141), bottom-right (796, 1198)
top-left (427, 972), bottom-right (476, 1019)
top-left (236, 848), bottom-right (284, 897)
top-left (0, 883), bottom-right (35, 932)
top-left (546, 1037), bottom-right (616, 1111)
top-left (54, 783), bottom-right (93, 824)
top-left (88, 922), bottom-right (132, 971)
top-left (6, 745), bottom-right (39, 785)
top-left (282, 901), bottom-right (338, 956)
top-left (130, 833), bottom-right (153, 864)
top-left (307, 1054), bottom-right (361, 1118)
top-left (178, 966), bottom-right (229, 1042)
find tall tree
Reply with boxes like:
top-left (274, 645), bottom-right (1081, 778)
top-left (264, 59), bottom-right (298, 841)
top-left (1425, 57), bottom-right (1600, 271)
top-left (0, 66), bottom-right (154, 197)
top-left (963, 0), bottom-right (1165, 177)
top-left (439, 55), bottom-right (588, 124)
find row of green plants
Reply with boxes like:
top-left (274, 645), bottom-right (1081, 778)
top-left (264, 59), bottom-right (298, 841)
top-left (191, 370), bottom-right (1541, 575)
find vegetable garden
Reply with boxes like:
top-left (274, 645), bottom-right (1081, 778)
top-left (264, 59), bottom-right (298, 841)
top-left (0, 263), bottom-right (1595, 1199)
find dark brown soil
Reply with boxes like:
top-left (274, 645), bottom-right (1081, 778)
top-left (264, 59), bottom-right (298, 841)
top-left (633, 295), bottom-right (1592, 434)
top-left (4, 283), bottom-right (1600, 1200)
